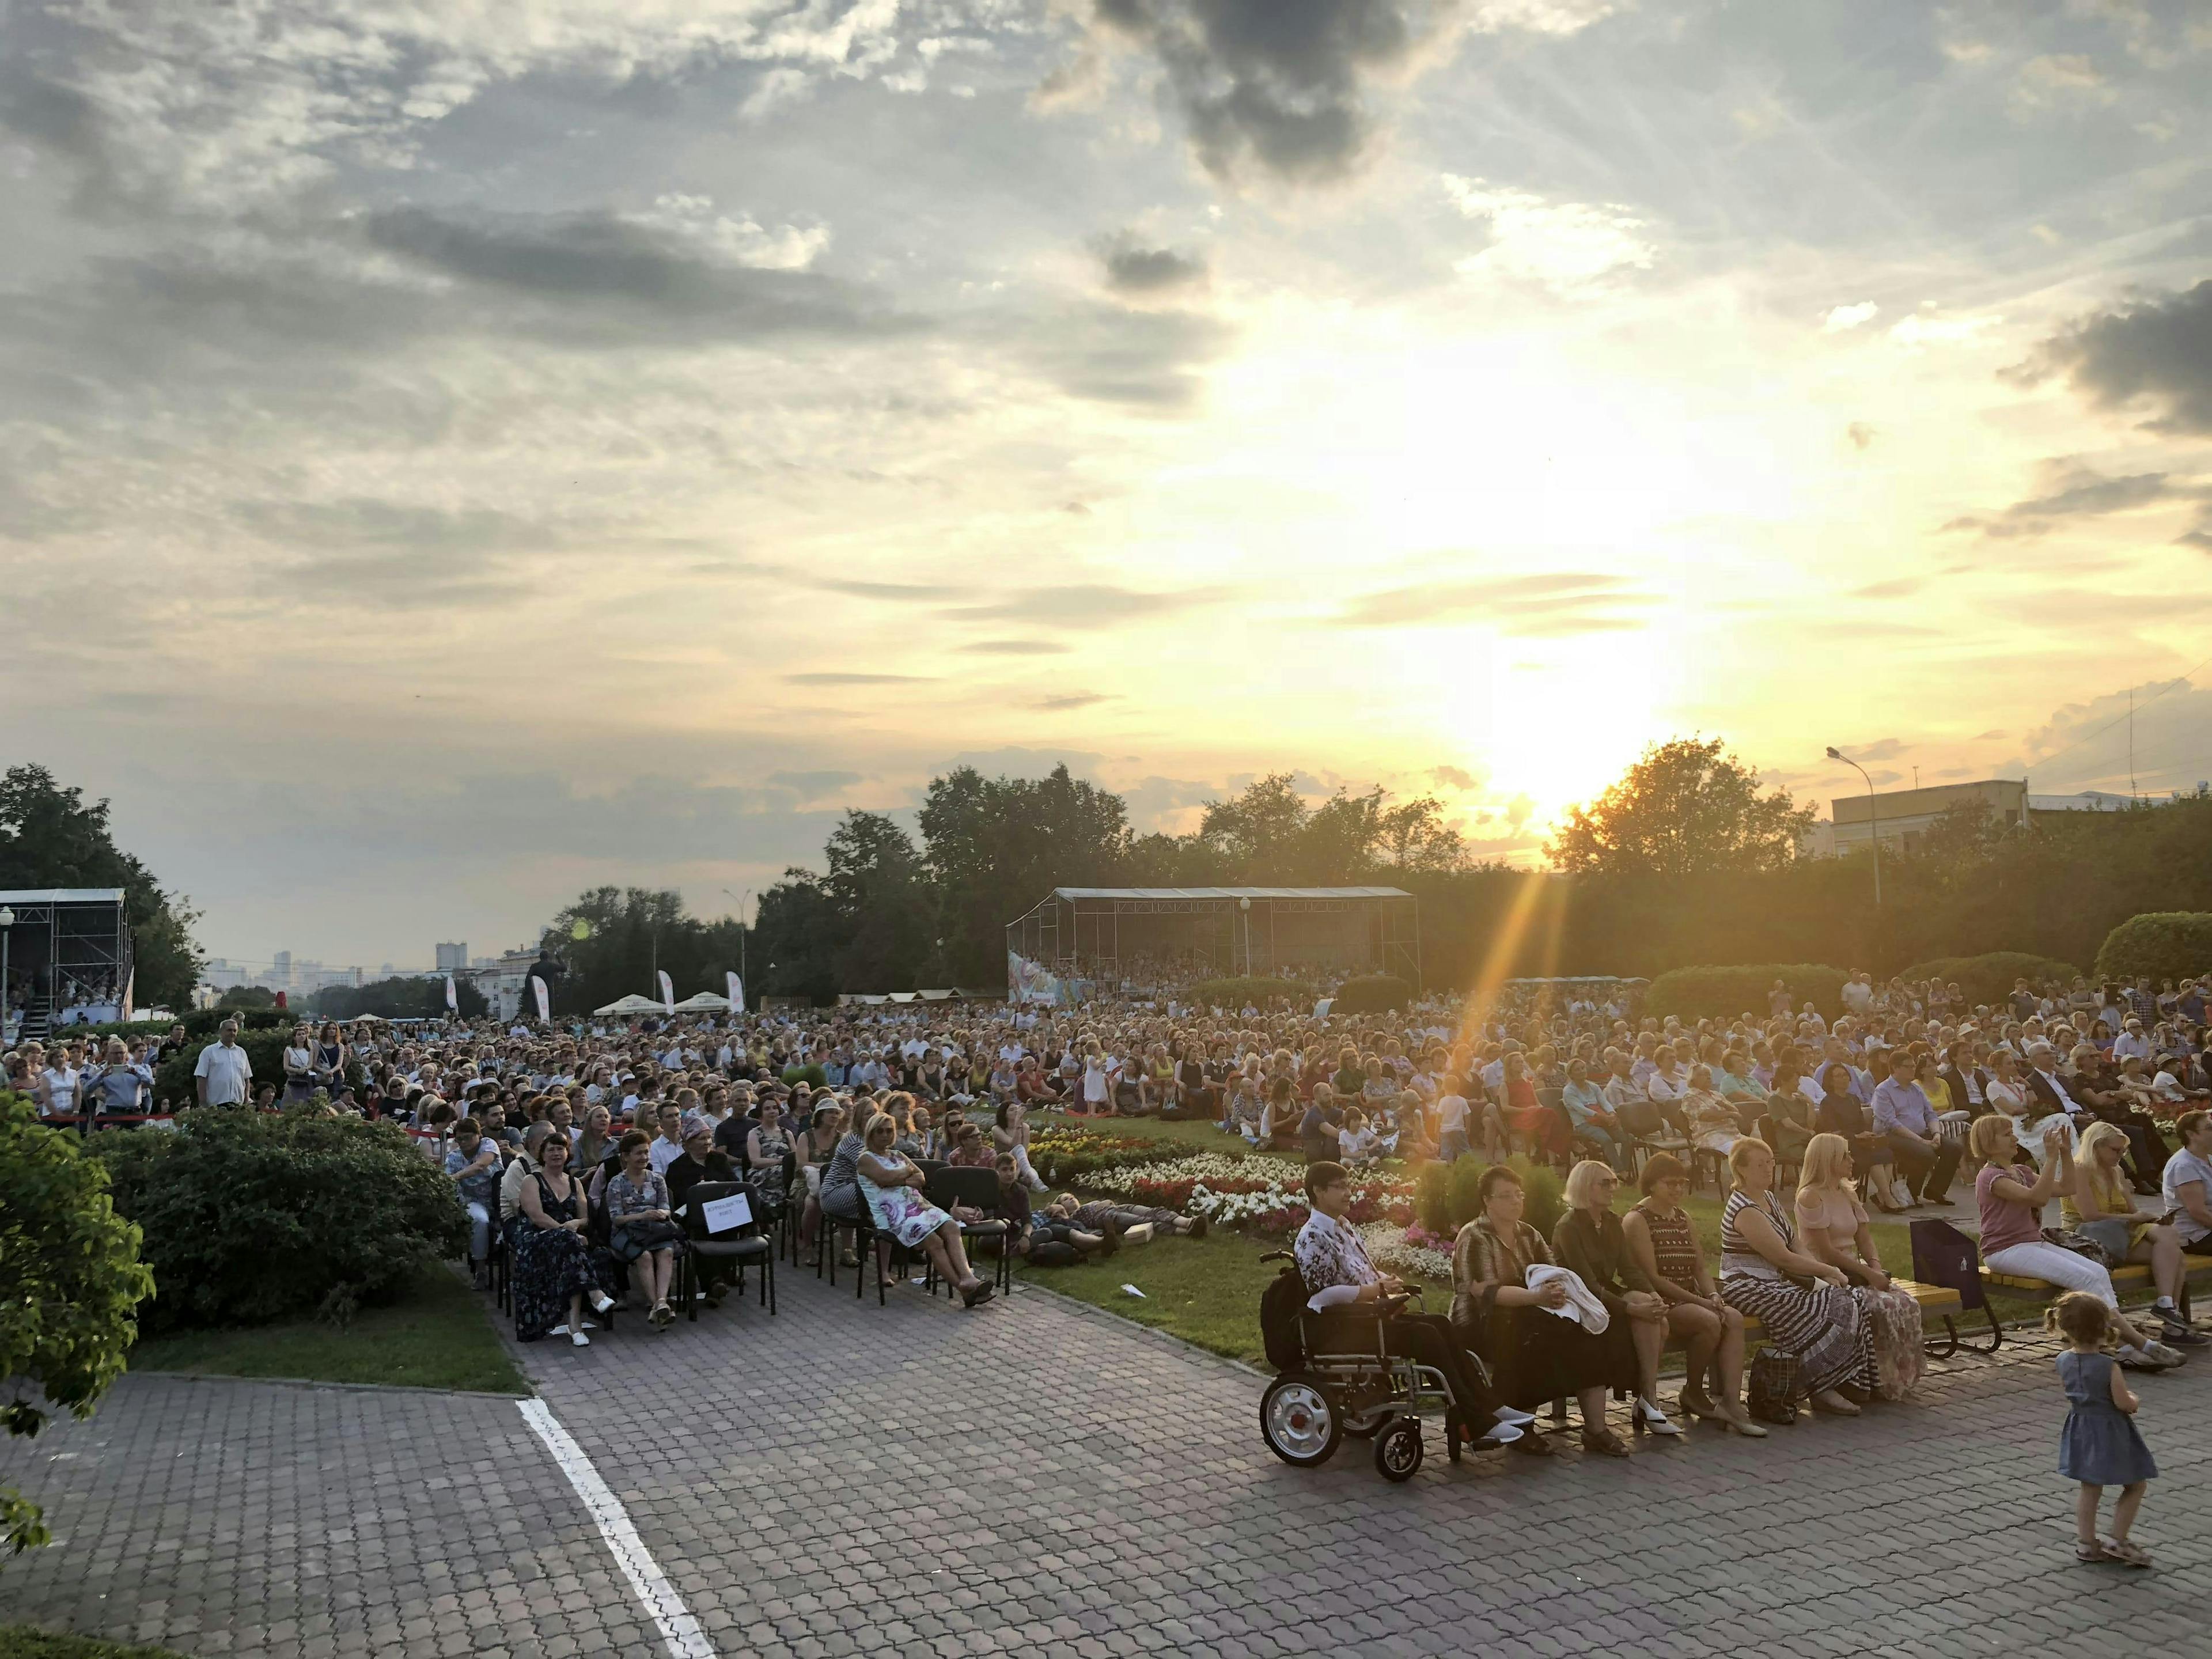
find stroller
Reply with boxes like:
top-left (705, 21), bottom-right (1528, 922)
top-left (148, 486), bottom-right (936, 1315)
top-left (1255, 1249), bottom-right (1474, 1482)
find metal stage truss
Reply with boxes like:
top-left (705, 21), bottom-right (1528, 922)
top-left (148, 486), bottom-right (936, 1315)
top-left (1005, 886), bottom-right (1418, 1001)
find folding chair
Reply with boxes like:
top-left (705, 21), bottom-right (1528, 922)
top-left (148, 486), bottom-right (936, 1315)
top-left (676, 1180), bottom-right (775, 1319)
top-left (923, 1165), bottom-right (1013, 1297)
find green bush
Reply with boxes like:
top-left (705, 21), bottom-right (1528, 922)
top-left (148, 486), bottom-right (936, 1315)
top-left (1644, 962), bottom-right (1849, 1021)
top-left (2095, 912), bottom-right (2212, 984)
top-left (0, 1093), bottom-right (154, 1554)
top-left (1416, 1150), bottom-right (1563, 1241)
top-left (1414, 1158), bottom-right (1455, 1236)
top-left (1896, 950), bottom-right (2081, 1005)
top-left (1332, 974), bottom-right (1414, 1014)
top-left (87, 1108), bottom-right (468, 1334)
top-left (1190, 976), bottom-right (1305, 1009)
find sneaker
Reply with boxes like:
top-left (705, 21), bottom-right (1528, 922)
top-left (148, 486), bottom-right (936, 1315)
top-left (2159, 1320), bottom-right (2209, 1346)
top-left (2117, 1345), bottom-right (2167, 1372)
top-left (2144, 1340), bottom-right (2187, 1368)
top-left (570, 1330), bottom-right (590, 1348)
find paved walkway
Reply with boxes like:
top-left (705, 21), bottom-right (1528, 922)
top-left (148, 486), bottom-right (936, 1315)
top-left (5, 1260), bottom-right (2210, 1659)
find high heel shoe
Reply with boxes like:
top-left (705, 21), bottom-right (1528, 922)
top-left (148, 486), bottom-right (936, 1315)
top-left (1633, 1396), bottom-right (1683, 1436)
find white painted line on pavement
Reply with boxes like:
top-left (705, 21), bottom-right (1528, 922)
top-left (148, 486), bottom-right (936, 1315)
top-left (518, 1397), bottom-right (716, 1659)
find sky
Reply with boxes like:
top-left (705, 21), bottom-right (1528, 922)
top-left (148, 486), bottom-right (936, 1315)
top-left (4, 0), bottom-right (2212, 971)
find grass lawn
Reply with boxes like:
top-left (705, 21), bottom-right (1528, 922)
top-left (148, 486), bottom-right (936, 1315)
top-left (128, 1264), bottom-right (525, 1395)
top-left (0, 1629), bottom-right (187, 1659)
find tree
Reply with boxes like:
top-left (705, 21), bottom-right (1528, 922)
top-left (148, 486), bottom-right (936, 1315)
top-left (0, 764), bottom-right (204, 1009)
top-left (1548, 737), bottom-right (1817, 878)
top-left (823, 812), bottom-right (933, 991)
top-left (1, 1093), bottom-right (154, 1552)
top-left (1195, 774), bottom-right (1312, 879)
top-left (543, 887), bottom-right (741, 1014)
top-left (309, 975), bottom-right (488, 1020)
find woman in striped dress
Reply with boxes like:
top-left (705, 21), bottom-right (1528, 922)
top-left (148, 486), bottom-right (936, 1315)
top-left (1718, 1137), bottom-right (1877, 1415)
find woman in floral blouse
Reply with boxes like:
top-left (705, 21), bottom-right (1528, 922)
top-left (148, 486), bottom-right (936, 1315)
top-left (604, 1129), bottom-right (681, 1328)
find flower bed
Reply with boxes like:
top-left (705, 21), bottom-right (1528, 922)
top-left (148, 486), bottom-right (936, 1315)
top-left (1027, 1126), bottom-right (1194, 1187)
top-left (1078, 1150), bottom-right (1415, 1238)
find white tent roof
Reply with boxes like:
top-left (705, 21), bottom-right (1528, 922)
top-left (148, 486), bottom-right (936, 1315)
top-left (593, 993), bottom-right (664, 1014)
top-left (672, 991), bottom-right (730, 1010)
top-left (0, 888), bottom-right (127, 905)
top-left (1049, 886), bottom-right (1411, 901)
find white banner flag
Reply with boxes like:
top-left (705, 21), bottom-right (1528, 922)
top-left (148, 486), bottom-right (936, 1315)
top-left (658, 969), bottom-right (675, 1015)
top-left (531, 975), bottom-right (550, 1023)
top-left (444, 973), bottom-right (458, 1012)
top-left (726, 971), bottom-right (745, 1014)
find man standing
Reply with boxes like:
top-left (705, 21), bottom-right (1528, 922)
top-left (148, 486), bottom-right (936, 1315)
top-left (1870, 1050), bottom-right (1961, 1206)
top-left (194, 1020), bottom-right (253, 1107)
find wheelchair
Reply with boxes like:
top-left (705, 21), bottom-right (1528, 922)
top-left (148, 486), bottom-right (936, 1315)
top-left (1256, 1250), bottom-right (1467, 1483)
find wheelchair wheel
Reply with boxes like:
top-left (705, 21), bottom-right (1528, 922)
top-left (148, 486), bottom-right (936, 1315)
top-left (1374, 1415), bottom-right (1423, 1482)
top-left (1260, 1373), bottom-right (1341, 1468)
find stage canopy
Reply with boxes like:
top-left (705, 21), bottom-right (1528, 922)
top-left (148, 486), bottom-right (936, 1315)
top-left (1005, 885), bottom-right (1418, 1001)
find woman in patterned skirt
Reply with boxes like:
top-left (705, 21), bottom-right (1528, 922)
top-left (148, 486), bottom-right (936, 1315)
top-left (1718, 1137), bottom-right (1877, 1415)
top-left (1794, 1133), bottom-right (1925, 1399)
top-left (1622, 1153), bottom-right (1764, 1436)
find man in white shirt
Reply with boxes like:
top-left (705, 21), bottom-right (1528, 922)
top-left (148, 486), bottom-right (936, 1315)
top-left (1840, 972), bottom-right (1873, 1016)
top-left (2112, 1019), bottom-right (2153, 1064)
top-left (194, 1022), bottom-right (254, 1107)
top-left (647, 1104), bottom-right (687, 1176)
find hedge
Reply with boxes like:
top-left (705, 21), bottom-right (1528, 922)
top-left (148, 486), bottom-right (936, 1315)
top-left (87, 1108), bottom-right (468, 1333)
top-left (780, 1063), bottom-right (828, 1088)
top-left (2095, 912), bottom-right (2212, 984)
top-left (1896, 951), bottom-right (2081, 1005)
top-left (1332, 974), bottom-right (1414, 1014)
top-left (1413, 1153), bottom-right (1563, 1241)
top-left (1644, 963), bottom-right (1849, 1021)
top-left (1190, 976), bottom-right (1305, 1009)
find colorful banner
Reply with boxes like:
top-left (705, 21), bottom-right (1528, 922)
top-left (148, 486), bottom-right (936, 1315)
top-left (531, 975), bottom-right (550, 1023)
top-left (726, 971), bottom-right (745, 1014)
top-left (444, 973), bottom-right (457, 1012)
top-left (657, 969), bottom-right (675, 1015)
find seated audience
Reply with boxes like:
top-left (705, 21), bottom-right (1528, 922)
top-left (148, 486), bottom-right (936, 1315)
top-left (2064, 1120), bottom-right (2203, 1348)
top-left (1718, 1137), bottom-right (1878, 1418)
top-left (1793, 1133), bottom-right (1925, 1398)
top-left (857, 1112), bottom-right (995, 1307)
top-left (1550, 1160), bottom-right (1680, 1437)
top-left (512, 1133), bottom-right (618, 1347)
top-left (605, 1128), bottom-right (683, 1328)
top-left (1621, 1154), bottom-right (1762, 1435)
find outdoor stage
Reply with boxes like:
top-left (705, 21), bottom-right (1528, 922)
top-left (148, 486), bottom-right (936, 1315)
top-left (1005, 885), bottom-right (1418, 1001)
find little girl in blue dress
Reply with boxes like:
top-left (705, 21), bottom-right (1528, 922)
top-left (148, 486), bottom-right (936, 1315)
top-left (2050, 1292), bottom-right (2158, 1566)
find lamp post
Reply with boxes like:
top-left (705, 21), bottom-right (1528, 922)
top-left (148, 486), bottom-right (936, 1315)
top-left (0, 906), bottom-right (13, 1044)
top-left (1825, 747), bottom-right (1881, 904)
top-left (722, 887), bottom-right (753, 986)
top-left (1238, 896), bottom-right (1252, 976)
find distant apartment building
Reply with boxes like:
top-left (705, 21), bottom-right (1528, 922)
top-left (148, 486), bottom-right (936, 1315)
top-left (435, 941), bottom-right (469, 972)
top-left (1811, 778), bottom-right (2183, 857)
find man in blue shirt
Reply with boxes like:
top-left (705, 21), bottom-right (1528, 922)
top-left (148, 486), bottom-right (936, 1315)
top-left (1870, 1051), bottom-right (1960, 1205)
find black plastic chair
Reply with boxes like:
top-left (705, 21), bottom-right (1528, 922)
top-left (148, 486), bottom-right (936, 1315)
top-left (923, 1165), bottom-right (1013, 1297)
top-left (1909, 1217), bottom-right (2002, 1356)
top-left (676, 1181), bottom-right (775, 1319)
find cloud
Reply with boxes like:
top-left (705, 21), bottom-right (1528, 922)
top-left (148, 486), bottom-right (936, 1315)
top-left (786, 672), bottom-right (933, 685)
top-left (1429, 765), bottom-right (1480, 791)
top-left (1942, 460), bottom-right (2197, 539)
top-left (228, 497), bottom-right (567, 607)
top-left (2024, 279), bottom-right (2212, 435)
top-left (1847, 737), bottom-right (1910, 762)
top-left (1337, 572), bottom-right (1652, 634)
top-left (1096, 233), bottom-right (1209, 296)
top-left (1018, 301), bottom-right (1235, 408)
top-left (1442, 175), bottom-right (1655, 291)
top-left (815, 578), bottom-right (947, 600)
top-left (362, 206), bottom-right (916, 344)
top-left (1033, 692), bottom-right (1116, 710)
top-left (1889, 309), bottom-right (2000, 349)
top-left (945, 584), bottom-right (1230, 624)
top-left (1823, 302), bottom-right (1878, 332)
top-left (767, 770), bottom-right (863, 802)
top-left (959, 639), bottom-right (1070, 655)
top-left (1850, 578), bottom-right (1924, 600)
top-left (1088, 0), bottom-right (1611, 185)
top-left (2012, 53), bottom-right (2113, 115)
top-left (1847, 422), bottom-right (1878, 450)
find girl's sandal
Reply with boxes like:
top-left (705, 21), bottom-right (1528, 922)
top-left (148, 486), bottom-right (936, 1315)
top-left (2102, 1539), bottom-right (2152, 1568)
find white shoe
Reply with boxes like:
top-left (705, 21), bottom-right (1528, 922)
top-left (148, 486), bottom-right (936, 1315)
top-left (1636, 1397), bottom-right (1683, 1436)
top-left (571, 1330), bottom-right (590, 1348)
top-left (2117, 1345), bottom-right (2166, 1372)
top-left (1493, 1406), bottom-right (1538, 1426)
top-left (550, 1323), bottom-right (570, 1336)
top-left (590, 1291), bottom-right (616, 1315)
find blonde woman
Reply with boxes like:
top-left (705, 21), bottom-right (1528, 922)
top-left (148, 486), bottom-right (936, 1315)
top-left (1795, 1133), bottom-right (1925, 1398)
top-left (2066, 1120), bottom-right (2202, 1348)
top-left (1719, 1137), bottom-right (1877, 1417)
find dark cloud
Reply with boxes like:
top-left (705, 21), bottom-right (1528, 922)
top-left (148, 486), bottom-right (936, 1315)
top-left (1337, 572), bottom-right (1652, 633)
top-left (944, 584), bottom-right (1229, 623)
top-left (1020, 301), bottom-right (1236, 409)
top-left (959, 639), bottom-right (1070, 655)
top-left (0, 70), bottom-right (117, 202)
top-left (362, 206), bottom-right (919, 345)
top-left (1429, 764), bottom-right (1479, 790)
top-left (1093, 0), bottom-right (1442, 183)
top-left (786, 672), bottom-right (934, 685)
top-left (1942, 461), bottom-right (2198, 539)
top-left (1096, 233), bottom-right (1209, 294)
top-left (815, 578), bottom-right (946, 600)
top-left (2024, 279), bottom-right (2212, 435)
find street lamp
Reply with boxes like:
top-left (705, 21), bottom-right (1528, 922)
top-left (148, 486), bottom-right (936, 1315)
top-left (1825, 747), bottom-right (1881, 904)
top-left (1238, 896), bottom-right (1252, 976)
top-left (722, 887), bottom-right (753, 984)
top-left (0, 906), bottom-right (13, 1044)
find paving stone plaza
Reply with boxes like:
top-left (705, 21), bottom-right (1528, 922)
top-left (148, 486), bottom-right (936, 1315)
top-left (3, 1267), bottom-right (2207, 1659)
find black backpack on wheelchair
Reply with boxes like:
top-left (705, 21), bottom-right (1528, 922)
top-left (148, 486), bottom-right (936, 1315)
top-left (1260, 1257), bottom-right (1310, 1372)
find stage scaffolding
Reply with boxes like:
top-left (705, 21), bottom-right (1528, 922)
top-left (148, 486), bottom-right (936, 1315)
top-left (1005, 886), bottom-right (1418, 1001)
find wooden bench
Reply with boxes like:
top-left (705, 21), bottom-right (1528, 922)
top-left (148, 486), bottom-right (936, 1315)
top-left (1980, 1252), bottom-right (2212, 1321)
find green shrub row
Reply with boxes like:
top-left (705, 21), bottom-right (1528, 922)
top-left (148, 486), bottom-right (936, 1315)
top-left (2094, 912), bottom-right (2212, 984)
top-left (1894, 950), bottom-right (2081, 1004)
top-left (1644, 963), bottom-right (1849, 1020)
top-left (87, 1108), bottom-right (467, 1334)
top-left (1412, 1153), bottom-right (1565, 1241)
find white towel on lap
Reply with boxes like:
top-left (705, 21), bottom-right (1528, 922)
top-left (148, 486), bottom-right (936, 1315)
top-left (1525, 1263), bottom-right (1610, 1333)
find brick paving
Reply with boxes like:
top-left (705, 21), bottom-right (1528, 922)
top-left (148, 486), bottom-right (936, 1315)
top-left (5, 1261), bottom-right (2209, 1659)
